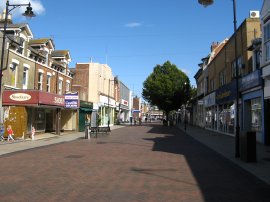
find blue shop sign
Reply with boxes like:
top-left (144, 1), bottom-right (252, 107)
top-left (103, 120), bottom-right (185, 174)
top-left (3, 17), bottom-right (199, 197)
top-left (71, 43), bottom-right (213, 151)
top-left (65, 92), bottom-right (79, 108)
top-left (216, 80), bottom-right (237, 104)
top-left (240, 69), bottom-right (262, 91)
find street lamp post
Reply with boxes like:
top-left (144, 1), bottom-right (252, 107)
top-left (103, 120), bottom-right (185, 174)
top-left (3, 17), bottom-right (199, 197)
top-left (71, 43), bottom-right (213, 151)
top-left (184, 82), bottom-right (187, 131)
top-left (0, 0), bottom-right (35, 123)
top-left (199, 0), bottom-right (240, 157)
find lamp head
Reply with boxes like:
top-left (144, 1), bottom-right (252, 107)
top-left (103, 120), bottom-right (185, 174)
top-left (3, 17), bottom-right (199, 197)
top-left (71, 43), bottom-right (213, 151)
top-left (22, 3), bottom-right (36, 19)
top-left (198, 0), bottom-right (214, 7)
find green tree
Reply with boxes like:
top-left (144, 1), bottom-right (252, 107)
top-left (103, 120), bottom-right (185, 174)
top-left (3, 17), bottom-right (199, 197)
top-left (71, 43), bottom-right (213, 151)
top-left (142, 61), bottom-right (190, 119)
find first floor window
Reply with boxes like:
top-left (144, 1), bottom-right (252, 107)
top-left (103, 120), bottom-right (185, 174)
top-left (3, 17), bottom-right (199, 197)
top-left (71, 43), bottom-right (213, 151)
top-left (23, 66), bottom-right (29, 89)
top-left (219, 69), bottom-right (226, 87)
top-left (66, 81), bottom-right (70, 92)
top-left (265, 41), bottom-right (270, 62)
top-left (231, 56), bottom-right (243, 78)
top-left (58, 80), bottom-right (63, 95)
top-left (46, 75), bottom-right (51, 92)
top-left (10, 62), bottom-right (18, 87)
top-left (38, 72), bottom-right (43, 90)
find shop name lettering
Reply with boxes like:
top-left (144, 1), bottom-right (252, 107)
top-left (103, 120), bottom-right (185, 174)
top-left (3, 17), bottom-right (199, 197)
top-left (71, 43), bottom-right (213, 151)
top-left (65, 101), bottom-right (78, 107)
top-left (54, 97), bottom-right (64, 104)
top-left (10, 93), bottom-right (31, 101)
top-left (216, 90), bottom-right (231, 100)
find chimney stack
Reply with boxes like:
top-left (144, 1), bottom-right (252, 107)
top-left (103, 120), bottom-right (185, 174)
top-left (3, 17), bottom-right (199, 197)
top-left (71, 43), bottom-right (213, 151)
top-left (211, 41), bottom-right (219, 52)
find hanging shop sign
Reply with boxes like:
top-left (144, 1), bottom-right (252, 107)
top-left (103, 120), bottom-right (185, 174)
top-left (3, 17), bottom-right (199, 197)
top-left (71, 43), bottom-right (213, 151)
top-left (65, 92), bottom-right (79, 108)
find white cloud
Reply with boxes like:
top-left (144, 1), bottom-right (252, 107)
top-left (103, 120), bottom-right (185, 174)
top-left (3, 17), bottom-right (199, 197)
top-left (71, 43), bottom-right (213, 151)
top-left (125, 22), bottom-right (143, 28)
top-left (0, 0), bottom-right (45, 18)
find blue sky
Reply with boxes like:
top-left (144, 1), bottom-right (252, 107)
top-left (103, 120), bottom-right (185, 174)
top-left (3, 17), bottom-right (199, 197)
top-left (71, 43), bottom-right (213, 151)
top-left (0, 0), bottom-right (263, 97)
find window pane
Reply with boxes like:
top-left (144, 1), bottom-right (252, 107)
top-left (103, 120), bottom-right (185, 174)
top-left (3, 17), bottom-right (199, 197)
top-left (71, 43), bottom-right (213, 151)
top-left (251, 98), bottom-right (262, 131)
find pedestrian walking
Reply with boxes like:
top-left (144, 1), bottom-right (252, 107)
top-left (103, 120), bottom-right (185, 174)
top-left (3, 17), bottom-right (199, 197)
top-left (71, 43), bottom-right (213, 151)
top-left (31, 125), bottom-right (35, 140)
top-left (7, 125), bottom-right (14, 141)
top-left (0, 123), bottom-right (4, 141)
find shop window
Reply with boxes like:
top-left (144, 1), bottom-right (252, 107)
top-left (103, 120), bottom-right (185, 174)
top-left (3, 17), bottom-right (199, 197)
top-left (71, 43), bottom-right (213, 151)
top-left (205, 108), bottom-right (213, 129)
top-left (251, 98), bottom-right (262, 131)
top-left (36, 109), bottom-right (45, 131)
top-left (218, 104), bottom-right (234, 134)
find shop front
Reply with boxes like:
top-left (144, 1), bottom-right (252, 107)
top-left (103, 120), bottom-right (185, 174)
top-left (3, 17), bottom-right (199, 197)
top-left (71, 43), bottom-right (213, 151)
top-left (119, 99), bottom-right (130, 123)
top-left (99, 95), bottom-right (116, 127)
top-left (3, 90), bottom-right (67, 137)
top-left (262, 64), bottom-right (270, 145)
top-left (204, 92), bottom-right (216, 130)
top-left (215, 80), bottom-right (237, 136)
top-left (241, 69), bottom-right (264, 143)
top-left (78, 100), bottom-right (93, 132)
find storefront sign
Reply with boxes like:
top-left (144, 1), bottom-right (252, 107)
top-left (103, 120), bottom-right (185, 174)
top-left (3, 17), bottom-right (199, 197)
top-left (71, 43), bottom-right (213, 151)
top-left (240, 69), bottom-right (262, 91)
top-left (65, 92), bottom-right (79, 108)
top-left (9, 93), bottom-right (31, 101)
top-left (204, 92), bottom-right (216, 107)
top-left (198, 100), bottom-right (204, 105)
top-left (39, 93), bottom-right (65, 107)
top-left (100, 95), bottom-right (116, 107)
top-left (3, 90), bottom-right (65, 107)
top-left (121, 99), bottom-right (128, 106)
top-left (216, 80), bottom-right (237, 104)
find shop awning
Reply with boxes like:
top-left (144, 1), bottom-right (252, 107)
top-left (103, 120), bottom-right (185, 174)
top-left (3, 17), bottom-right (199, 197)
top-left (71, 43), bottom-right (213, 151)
top-left (80, 107), bottom-right (93, 112)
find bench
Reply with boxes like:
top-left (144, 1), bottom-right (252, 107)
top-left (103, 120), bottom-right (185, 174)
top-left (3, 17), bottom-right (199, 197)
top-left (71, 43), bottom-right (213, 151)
top-left (90, 126), bottom-right (110, 138)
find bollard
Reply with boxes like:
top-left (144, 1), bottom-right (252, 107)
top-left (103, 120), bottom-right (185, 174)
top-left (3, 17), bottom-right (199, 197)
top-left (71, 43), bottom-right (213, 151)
top-left (88, 129), bottom-right (91, 140)
top-left (85, 125), bottom-right (90, 139)
top-left (31, 126), bottom-right (35, 140)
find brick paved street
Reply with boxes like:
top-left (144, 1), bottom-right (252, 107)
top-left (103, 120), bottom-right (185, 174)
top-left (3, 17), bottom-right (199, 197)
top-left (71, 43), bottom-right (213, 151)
top-left (0, 123), bottom-right (270, 202)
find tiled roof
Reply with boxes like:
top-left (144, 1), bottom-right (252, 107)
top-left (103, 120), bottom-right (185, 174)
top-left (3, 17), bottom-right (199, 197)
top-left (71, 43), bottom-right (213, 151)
top-left (29, 38), bottom-right (51, 45)
top-left (0, 23), bottom-right (27, 29)
top-left (51, 50), bottom-right (69, 57)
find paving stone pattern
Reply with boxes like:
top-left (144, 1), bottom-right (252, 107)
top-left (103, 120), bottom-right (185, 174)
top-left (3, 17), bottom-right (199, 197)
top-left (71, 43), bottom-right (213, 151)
top-left (0, 124), bottom-right (269, 202)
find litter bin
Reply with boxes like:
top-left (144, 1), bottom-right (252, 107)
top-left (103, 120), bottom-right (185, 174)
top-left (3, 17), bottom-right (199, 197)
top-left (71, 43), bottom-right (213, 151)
top-left (240, 131), bottom-right (256, 162)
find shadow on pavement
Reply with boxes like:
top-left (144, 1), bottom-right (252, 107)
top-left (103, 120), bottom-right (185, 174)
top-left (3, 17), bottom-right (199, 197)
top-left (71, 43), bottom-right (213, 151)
top-left (144, 124), bottom-right (270, 202)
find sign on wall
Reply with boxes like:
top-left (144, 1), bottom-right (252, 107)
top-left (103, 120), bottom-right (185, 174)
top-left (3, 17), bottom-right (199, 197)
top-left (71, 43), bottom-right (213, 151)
top-left (65, 92), bottom-right (79, 108)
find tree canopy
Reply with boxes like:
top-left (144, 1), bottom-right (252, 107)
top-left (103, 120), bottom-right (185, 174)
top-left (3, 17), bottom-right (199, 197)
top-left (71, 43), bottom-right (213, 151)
top-left (142, 61), bottom-right (190, 115)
